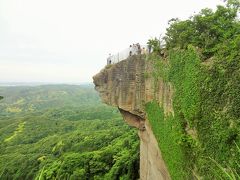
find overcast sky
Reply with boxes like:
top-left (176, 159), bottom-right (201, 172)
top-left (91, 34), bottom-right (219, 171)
top-left (0, 0), bottom-right (225, 83)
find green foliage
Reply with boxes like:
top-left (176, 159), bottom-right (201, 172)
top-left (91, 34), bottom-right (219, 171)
top-left (145, 47), bottom-right (201, 179)
top-left (35, 130), bottom-right (139, 180)
top-left (169, 46), bottom-right (201, 124)
top-left (168, 47), bottom-right (203, 178)
top-left (0, 96), bottom-right (3, 100)
top-left (0, 85), bottom-right (139, 180)
top-left (147, 38), bottom-right (161, 54)
top-left (145, 102), bottom-right (188, 179)
top-left (226, 0), bottom-right (240, 10)
top-left (164, 1), bottom-right (240, 59)
top-left (209, 154), bottom-right (240, 180)
top-left (197, 51), bottom-right (240, 178)
top-left (146, 53), bottom-right (170, 82)
top-left (146, 1), bottom-right (240, 179)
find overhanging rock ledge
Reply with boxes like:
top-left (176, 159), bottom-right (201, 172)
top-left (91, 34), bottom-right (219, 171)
top-left (93, 55), bottom-right (173, 180)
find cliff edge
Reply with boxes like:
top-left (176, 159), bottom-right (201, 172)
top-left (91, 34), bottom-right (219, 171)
top-left (93, 55), bottom-right (173, 180)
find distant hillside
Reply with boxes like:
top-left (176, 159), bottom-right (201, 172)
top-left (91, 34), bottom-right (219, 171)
top-left (0, 85), bottom-right (139, 179)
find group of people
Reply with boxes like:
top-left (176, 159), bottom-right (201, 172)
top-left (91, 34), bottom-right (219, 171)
top-left (129, 43), bottom-right (148, 56)
top-left (107, 43), bottom-right (151, 65)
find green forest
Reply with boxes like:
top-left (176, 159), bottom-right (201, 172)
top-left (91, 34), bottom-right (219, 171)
top-left (0, 85), bottom-right (139, 180)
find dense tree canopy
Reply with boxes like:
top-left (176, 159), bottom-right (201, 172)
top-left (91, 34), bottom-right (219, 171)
top-left (164, 0), bottom-right (240, 59)
top-left (0, 85), bottom-right (139, 180)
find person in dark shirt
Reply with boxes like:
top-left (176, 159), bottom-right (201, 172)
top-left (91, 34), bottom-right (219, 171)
top-left (107, 53), bottom-right (112, 64)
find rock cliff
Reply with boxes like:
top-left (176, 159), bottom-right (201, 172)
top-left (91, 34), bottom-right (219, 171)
top-left (93, 55), bottom-right (173, 180)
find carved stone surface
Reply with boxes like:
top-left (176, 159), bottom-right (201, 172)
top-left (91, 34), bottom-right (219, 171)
top-left (93, 55), bottom-right (173, 180)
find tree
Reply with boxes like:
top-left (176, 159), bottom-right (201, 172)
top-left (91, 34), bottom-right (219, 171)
top-left (225, 0), bottom-right (240, 10)
top-left (164, 1), bottom-right (240, 59)
top-left (147, 38), bottom-right (161, 54)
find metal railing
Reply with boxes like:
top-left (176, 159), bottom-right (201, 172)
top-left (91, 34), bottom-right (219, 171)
top-left (107, 44), bottom-right (151, 65)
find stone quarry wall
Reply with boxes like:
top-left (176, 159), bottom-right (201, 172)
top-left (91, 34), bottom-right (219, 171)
top-left (93, 55), bottom-right (173, 180)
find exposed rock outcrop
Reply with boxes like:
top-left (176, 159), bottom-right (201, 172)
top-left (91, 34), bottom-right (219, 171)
top-left (93, 55), bottom-right (173, 180)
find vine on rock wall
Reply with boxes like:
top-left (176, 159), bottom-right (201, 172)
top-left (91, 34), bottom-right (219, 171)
top-left (145, 1), bottom-right (240, 178)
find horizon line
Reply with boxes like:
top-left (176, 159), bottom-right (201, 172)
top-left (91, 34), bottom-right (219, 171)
top-left (0, 81), bottom-right (93, 86)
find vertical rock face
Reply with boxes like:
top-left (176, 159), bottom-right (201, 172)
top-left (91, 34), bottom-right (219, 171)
top-left (93, 55), bottom-right (173, 180)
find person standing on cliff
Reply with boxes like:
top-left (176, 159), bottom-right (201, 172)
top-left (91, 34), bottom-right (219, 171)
top-left (132, 44), bottom-right (137, 55)
top-left (137, 43), bottom-right (141, 54)
top-left (141, 47), bottom-right (147, 55)
top-left (147, 44), bottom-right (152, 54)
top-left (129, 45), bottom-right (133, 57)
top-left (107, 53), bottom-right (112, 65)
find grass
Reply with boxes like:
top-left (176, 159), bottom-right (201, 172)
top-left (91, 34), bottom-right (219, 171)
top-left (210, 157), bottom-right (240, 180)
top-left (209, 142), bottom-right (240, 180)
